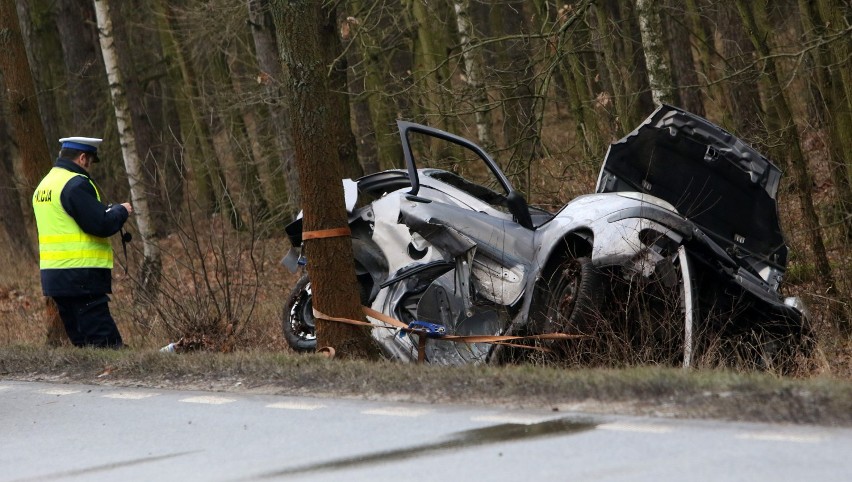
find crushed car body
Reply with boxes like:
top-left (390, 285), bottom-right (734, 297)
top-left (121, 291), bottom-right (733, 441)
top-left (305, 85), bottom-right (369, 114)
top-left (282, 105), bottom-right (810, 368)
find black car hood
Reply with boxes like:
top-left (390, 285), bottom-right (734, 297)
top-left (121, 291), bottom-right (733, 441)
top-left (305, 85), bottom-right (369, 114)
top-left (596, 105), bottom-right (788, 268)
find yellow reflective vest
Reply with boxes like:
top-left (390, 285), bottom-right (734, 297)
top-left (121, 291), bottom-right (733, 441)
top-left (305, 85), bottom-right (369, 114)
top-left (32, 168), bottom-right (113, 270)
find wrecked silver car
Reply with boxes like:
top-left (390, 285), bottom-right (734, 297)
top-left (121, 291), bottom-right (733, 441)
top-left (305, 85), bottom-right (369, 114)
top-left (282, 105), bottom-right (810, 368)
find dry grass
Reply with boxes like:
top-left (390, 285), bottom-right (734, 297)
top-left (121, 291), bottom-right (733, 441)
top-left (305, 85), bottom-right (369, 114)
top-left (0, 219), bottom-right (298, 352)
top-left (2, 344), bottom-right (852, 426)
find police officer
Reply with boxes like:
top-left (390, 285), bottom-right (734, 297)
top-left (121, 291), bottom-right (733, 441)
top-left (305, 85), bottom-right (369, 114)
top-left (32, 137), bottom-right (133, 348)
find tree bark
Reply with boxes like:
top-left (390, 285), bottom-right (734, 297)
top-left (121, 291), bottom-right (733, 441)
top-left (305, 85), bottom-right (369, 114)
top-left (14, 0), bottom-right (65, 146)
top-left (492, 0), bottom-right (542, 190)
top-left (717, 2), bottom-right (764, 138)
top-left (0, 0), bottom-right (67, 345)
top-left (349, 0), bottom-right (404, 172)
top-left (271, 0), bottom-right (377, 359)
top-left (154, 0), bottom-right (219, 217)
top-left (684, 0), bottom-right (725, 120)
top-left (815, 0), bottom-right (852, 231)
top-left (735, 0), bottom-right (837, 300)
top-left (453, 0), bottom-right (494, 149)
top-left (593, 1), bottom-right (634, 136)
top-left (663, 1), bottom-right (705, 115)
top-left (113, 0), bottom-right (173, 236)
top-left (799, 0), bottom-right (852, 239)
top-left (408, 0), bottom-right (454, 132)
top-left (93, 0), bottom-right (162, 299)
top-left (247, 0), bottom-right (298, 211)
top-left (636, 0), bottom-right (674, 105)
top-left (0, 75), bottom-right (36, 263)
top-left (0, 0), bottom-right (54, 191)
top-left (223, 40), bottom-right (274, 223)
top-left (55, 0), bottom-right (106, 135)
top-left (320, 7), bottom-right (363, 180)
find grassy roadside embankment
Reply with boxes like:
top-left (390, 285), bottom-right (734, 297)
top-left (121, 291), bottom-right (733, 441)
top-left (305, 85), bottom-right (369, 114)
top-left (2, 344), bottom-right (851, 427)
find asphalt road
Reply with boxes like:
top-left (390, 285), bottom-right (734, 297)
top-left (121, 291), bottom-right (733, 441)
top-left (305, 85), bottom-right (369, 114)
top-left (2, 380), bottom-right (849, 481)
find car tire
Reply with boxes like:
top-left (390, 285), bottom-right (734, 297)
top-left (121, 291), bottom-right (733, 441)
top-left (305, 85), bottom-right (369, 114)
top-left (281, 274), bottom-right (317, 352)
top-left (543, 256), bottom-right (605, 335)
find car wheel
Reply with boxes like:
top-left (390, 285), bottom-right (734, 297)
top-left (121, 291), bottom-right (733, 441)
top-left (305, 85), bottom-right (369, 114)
top-left (611, 246), bottom-right (696, 367)
top-left (543, 256), bottom-right (604, 335)
top-left (282, 275), bottom-right (317, 352)
top-left (517, 256), bottom-right (606, 364)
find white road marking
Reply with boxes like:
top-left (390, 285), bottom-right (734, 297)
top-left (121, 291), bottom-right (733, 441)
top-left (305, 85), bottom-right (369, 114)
top-left (362, 406), bottom-right (434, 417)
top-left (471, 414), bottom-right (555, 425)
top-left (266, 401), bottom-right (325, 411)
top-left (0, 385), bottom-right (11, 391)
top-left (37, 388), bottom-right (81, 396)
top-left (598, 422), bottom-right (673, 434)
top-left (736, 432), bottom-right (824, 443)
top-left (103, 392), bottom-right (158, 400)
top-left (179, 396), bottom-right (236, 405)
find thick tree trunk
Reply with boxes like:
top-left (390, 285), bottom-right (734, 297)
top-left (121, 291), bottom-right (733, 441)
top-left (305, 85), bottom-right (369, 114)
top-left (319, 8), bottom-right (363, 180)
top-left (349, 0), bottom-right (404, 171)
top-left (664, 1), bottom-right (705, 116)
top-left (14, 0), bottom-right (65, 146)
top-left (593, 1), bottom-right (634, 136)
top-left (0, 80), bottom-right (36, 263)
top-left (408, 0), bottom-right (454, 132)
top-left (684, 0), bottom-right (725, 120)
top-left (340, 16), bottom-right (380, 175)
top-left (93, 0), bottom-right (162, 299)
top-left (717, 2), bottom-right (764, 138)
top-left (735, 0), bottom-right (837, 301)
top-left (0, 0), bottom-right (54, 191)
top-left (815, 0), bottom-right (852, 116)
top-left (247, 0), bottom-right (298, 211)
top-left (272, 0), bottom-right (378, 359)
top-left (0, 0), bottom-right (66, 345)
top-left (55, 0), bottom-right (106, 135)
top-left (492, 1), bottom-right (542, 191)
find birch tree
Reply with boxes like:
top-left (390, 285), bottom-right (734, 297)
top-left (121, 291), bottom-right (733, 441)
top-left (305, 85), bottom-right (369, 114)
top-left (93, 0), bottom-right (161, 297)
top-left (636, 0), bottom-right (673, 105)
top-left (452, 0), bottom-right (493, 149)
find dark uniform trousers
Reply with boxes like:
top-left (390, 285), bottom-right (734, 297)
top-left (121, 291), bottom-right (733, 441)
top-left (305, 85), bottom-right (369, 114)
top-left (52, 294), bottom-right (123, 348)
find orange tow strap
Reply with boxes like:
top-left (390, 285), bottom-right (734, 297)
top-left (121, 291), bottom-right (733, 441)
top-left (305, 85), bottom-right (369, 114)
top-left (301, 227), bottom-right (352, 240)
top-left (312, 306), bottom-right (585, 362)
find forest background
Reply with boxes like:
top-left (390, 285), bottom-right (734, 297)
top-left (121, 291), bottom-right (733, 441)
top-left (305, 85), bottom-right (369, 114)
top-left (0, 0), bottom-right (849, 375)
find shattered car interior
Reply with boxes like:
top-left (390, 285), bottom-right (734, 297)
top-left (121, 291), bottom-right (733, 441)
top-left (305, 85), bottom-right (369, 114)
top-left (282, 105), bottom-right (810, 369)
